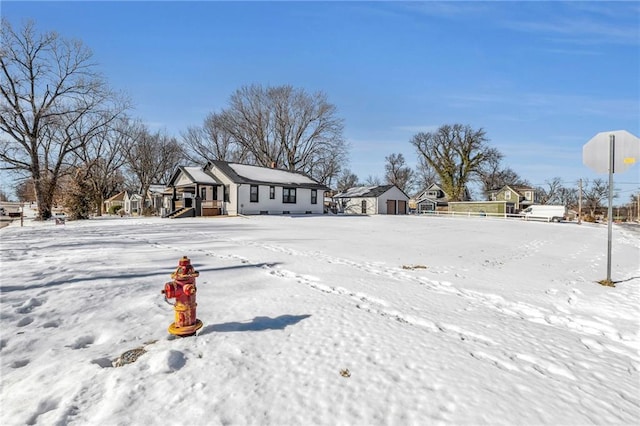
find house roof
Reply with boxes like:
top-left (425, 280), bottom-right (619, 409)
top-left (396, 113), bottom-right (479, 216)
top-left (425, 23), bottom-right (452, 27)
top-left (148, 184), bottom-right (167, 194)
top-left (495, 185), bottom-right (535, 196)
top-left (105, 191), bottom-right (126, 202)
top-left (333, 185), bottom-right (397, 198)
top-left (209, 160), bottom-right (330, 190)
top-left (169, 166), bottom-right (220, 187)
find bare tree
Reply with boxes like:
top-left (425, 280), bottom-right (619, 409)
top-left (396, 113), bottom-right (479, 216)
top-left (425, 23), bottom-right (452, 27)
top-left (182, 112), bottom-right (250, 164)
top-left (14, 179), bottom-right (36, 202)
top-left (583, 178), bottom-right (611, 216)
top-left (364, 175), bottom-right (382, 186)
top-left (414, 156), bottom-right (438, 193)
top-left (556, 185), bottom-right (578, 209)
top-left (0, 19), bottom-right (126, 220)
top-left (75, 115), bottom-right (130, 216)
top-left (536, 177), bottom-right (563, 205)
top-left (218, 84), bottom-right (347, 184)
top-left (335, 169), bottom-right (359, 192)
top-left (123, 125), bottom-right (184, 213)
top-left (411, 124), bottom-right (501, 201)
top-left (385, 153), bottom-right (413, 194)
top-left (478, 153), bottom-right (529, 200)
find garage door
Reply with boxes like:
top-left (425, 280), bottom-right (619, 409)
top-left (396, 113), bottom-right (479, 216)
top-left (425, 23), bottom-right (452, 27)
top-left (386, 200), bottom-right (396, 215)
top-left (398, 200), bottom-right (407, 214)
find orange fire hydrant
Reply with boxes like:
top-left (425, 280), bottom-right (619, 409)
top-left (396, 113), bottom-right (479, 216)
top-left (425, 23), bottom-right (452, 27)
top-left (161, 256), bottom-right (203, 337)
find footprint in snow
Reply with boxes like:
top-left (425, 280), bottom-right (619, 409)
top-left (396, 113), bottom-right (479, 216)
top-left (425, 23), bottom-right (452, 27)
top-left (16, 317), bottom-right (33, 327)
top-left (68, 335), bottom-right (94, 350)
top-left (15, 298), bottom-right (44, 314)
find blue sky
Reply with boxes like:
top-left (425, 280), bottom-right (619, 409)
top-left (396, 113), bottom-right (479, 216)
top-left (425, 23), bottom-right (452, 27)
top-left (2, 1), bottom-right (639, 199)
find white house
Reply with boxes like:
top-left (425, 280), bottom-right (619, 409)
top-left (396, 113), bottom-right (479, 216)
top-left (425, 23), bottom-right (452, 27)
top-left (123, 192), bottom-right (143, 216)
top-left (333, 185), bottom-right (409, 215)
top-left (165, 161), bottom-right (329, 217)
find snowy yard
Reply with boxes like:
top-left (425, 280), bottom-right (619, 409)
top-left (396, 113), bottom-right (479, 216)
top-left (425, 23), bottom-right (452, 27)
top-left (1, 215), bottom-right (638, 425)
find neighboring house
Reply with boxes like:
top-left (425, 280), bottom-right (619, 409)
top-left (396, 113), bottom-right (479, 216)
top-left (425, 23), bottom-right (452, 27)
top-left (333, 185), bottom-right (409, 215)
top-left (104, 191), bottom-right (126, 214)
top-left (414, 183), bottom-right (471, 213)
top-left (488, 185), bottom-right (538, 213)
top-left (165, 161), bottom-right (330, 217)
top-left (147, 184), bottom-right (168, 216)
top-left (124, 192), bottom-right (143, 216)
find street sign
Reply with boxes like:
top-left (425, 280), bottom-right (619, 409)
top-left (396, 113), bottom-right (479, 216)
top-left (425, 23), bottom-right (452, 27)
top-left (583, 130), bottom-right (639, 174)
top-left (582, 129), bottom-right (639, 286)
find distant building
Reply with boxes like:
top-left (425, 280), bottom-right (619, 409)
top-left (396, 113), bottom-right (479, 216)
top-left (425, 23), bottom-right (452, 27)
top-left (332, 185), bottom-right (409, 215)
top-left (414, 183), bottom-right (471, 213)
top-left (488, 185), bottom-right (539, 213)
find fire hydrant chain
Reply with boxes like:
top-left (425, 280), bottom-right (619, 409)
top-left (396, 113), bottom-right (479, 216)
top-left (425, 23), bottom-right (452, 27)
top-left (161, 256), bottom-right (203, 337)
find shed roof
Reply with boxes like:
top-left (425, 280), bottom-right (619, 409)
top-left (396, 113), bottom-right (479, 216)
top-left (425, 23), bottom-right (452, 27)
top-left (333, 185), bottom-right (396, 198)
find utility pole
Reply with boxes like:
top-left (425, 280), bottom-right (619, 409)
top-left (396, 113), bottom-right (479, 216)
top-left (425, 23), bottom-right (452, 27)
top-left (578, 178), bottom-right (582, 224)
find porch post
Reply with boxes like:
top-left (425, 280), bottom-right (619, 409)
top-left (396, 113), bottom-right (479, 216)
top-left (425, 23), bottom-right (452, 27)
top-left (195, 184), bottom-right (202, 217)
top-left (171, 186), bottom-right (177, 212)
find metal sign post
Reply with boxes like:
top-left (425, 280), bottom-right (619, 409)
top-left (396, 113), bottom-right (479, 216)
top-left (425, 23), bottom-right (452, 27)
top-left (583, 130), bottom-right (639, 286)
top-left (606, 135), bottom-right (614, 283)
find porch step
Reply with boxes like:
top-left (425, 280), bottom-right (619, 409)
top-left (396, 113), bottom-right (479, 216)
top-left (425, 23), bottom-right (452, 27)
top-left (167, 207), bottom-right (194, 219)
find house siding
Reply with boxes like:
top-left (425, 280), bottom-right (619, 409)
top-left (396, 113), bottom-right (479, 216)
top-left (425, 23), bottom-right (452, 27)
top-left (206, 164), bottom-right (325, 216)
top-left (211, 172), bottom-right (237, 216)
top-left (339, 197), bottom-right (376, 214)
top-left (236, 185), bottom-right (323, 215)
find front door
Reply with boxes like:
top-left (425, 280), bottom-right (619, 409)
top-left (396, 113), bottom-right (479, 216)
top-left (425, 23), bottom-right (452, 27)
top-left (361, 200), bottom-right (367, 214)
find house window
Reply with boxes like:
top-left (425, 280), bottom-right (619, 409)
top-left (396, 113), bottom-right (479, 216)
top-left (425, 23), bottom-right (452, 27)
top-left (283, 187), bottom-right (296, 203)
top-left (200, 187), bottom-right (206, 200)
top-left (270, 186), bottom-right (275, 199)
top-left (525, 191), bottom-right (532, 200)
top-left (250, 185), bottom-right (259, 203)
top-left (311, 189), bottom-right (317, 204)
top-left (505, 191), bottom-right (511, 200)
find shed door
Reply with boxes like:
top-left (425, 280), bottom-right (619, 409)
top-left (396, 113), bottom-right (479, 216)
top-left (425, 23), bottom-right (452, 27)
top-left (386, 200), bottom-right (396, 215)
top-left (398, 200), bottom-right (407, 215)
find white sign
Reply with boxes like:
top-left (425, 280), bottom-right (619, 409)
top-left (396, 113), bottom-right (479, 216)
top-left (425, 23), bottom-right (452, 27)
top-left (583, 130), bottom-right (639, 174)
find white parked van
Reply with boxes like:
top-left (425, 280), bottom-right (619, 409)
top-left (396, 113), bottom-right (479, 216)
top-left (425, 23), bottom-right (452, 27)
top-left (521, 205), bottom-right (566, 222)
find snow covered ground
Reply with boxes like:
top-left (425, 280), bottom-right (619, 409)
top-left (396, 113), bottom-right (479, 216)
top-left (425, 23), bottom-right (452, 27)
top-left (1, 214), bottom-right (638, 425)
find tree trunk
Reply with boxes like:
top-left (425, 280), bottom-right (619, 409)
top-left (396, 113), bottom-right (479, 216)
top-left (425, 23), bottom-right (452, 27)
top-left (34, 179), bottom-right (54, 220)
top-left (95, 195), bottom-right (104, 217)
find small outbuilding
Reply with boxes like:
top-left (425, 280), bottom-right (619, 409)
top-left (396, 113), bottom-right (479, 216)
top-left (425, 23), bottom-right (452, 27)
top-left (333, 185), bottom-right (409, 215)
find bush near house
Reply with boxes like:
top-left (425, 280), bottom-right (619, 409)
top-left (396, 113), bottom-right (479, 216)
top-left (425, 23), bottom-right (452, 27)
top-left (109, 205), bottom-right (122, 215)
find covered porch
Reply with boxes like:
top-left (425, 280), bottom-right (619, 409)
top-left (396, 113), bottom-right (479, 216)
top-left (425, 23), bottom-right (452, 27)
top-left (165, 166), bottom-right (226, 218)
